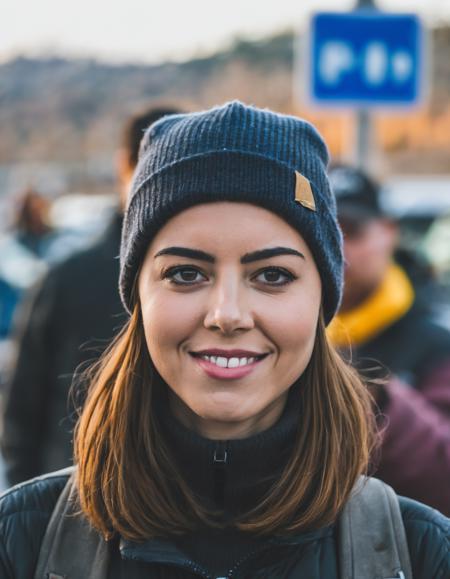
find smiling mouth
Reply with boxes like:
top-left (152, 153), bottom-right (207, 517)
top-left (190, 351), bottom-right (269, 369)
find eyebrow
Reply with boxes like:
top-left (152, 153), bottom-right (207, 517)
top-left (241, 247), bottom-right (305, 263)
top-left (154, 246), bottom-right (305, 263)
top-left (154, 247), bottom-right (215, 262)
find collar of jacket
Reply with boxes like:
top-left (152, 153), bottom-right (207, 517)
top-left (154, 379), bottom-right (302, 517)
top-left (118, 525), bottom-right (334, 572)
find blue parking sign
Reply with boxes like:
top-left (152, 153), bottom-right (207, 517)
top-left (308, 11), bottom-right (425, 107)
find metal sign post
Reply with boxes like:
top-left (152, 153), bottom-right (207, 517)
top-left (305, 4), bottom-right (425, 171)
top-left (355, 0), bottom-right (376, 170)
top-left (356, 106), bottom-right (372, 170)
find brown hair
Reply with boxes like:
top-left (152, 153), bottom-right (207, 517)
top-left (75, 307), bottom-right (377, 541)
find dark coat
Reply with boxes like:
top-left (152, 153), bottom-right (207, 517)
top-left (346, 298), bottom-right (450, 515)
top-left (0, 470), bottom-right (448, 579)
top-left (1, 214), bottom-right (126, 485)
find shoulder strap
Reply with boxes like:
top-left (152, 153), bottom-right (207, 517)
top-left (338, 477), bottom-right (413, 579)
top-left (34, 467), bottom-right (109, 579)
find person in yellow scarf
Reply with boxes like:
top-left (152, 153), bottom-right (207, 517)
top-left (328, 164), bottom-right (450, 516)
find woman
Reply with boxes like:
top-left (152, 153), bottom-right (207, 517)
top-left (0, 101), bottom-right (448, 578)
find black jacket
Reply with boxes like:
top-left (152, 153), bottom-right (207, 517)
top-left (0, 469), bottom-right (449, 578)
top-left (1, 214), bottom-right (126, 485)
top-left (2, 391), bottom-right (449, 579)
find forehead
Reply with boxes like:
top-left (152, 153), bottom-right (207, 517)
top-left (149, 202), bottom-right (310, 254)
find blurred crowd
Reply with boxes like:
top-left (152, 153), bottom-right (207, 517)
top-left (1, 102), bottom-right (450, 518)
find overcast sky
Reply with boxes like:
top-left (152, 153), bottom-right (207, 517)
top-left (2, 0), bottom-right (448, 64)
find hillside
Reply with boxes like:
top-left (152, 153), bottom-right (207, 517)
top-left (0, 26), bottom-right (449, 193)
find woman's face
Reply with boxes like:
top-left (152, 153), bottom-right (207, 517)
top-left (139, 202), bottom-right (322, 440)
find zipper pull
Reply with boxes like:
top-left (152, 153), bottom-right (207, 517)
top-left (213, 442), bottom-right (228, 509)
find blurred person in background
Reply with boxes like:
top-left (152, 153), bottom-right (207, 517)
top-left (0, 188), bottom-right (55, 338)
top-left (0, 184), bottom-right (101, 347)
top-left (1, 105), bottom-right (183, 486)
top-left (13, 187), bottom-right (55, 258)
top-left (0, 188), bottom-right (57, 391)
top-left (328, 163), bottom-right (450, 515)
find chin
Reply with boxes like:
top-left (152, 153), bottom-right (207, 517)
top-left (197, 392), bottom-right (253, 421)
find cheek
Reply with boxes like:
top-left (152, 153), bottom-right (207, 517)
top-left (258, 289), bottom-right (320, 358)
top-left (279, 307), bottom-right (318, 355)
top-left (140, 292), bottom-right (200, 369)
top-left (262, 309), bottom-right (317, 389)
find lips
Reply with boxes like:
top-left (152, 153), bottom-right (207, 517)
top-left (189, 349), bottom-right (269, 380)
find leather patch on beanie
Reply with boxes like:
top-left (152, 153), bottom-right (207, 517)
top-left (295, 171), bottom-right (316, 211)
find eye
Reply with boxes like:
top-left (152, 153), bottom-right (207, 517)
top-left (252, 267), bottom-right (296, 286)
top-left (163, 266), bottom-right (207, 285)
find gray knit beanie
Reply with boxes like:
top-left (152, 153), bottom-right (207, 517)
top-left (120, 101), bottom-right (343, 324)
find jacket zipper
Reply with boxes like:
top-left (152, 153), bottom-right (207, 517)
top-left (183, 559), bottom-right (213, 578)
top-left (213, 441), bottom-right (228, 509)
top-left (171, 443), bottom-right (229, 578)
top-left (211, 443), bottom-right (273, 578)
top-left (226, 542), bottom-right (275, 578)
top-left (173, 443), bottom-right (269, 579)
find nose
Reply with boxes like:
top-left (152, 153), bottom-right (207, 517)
top-left (203, 273), bottom-right (254, 335)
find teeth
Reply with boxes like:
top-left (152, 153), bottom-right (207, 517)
top-left (199, 355), bottom-right (262, 368)
top-left (216, 357), bottom-right (228, 368)
top-left (228, 357), bottom-right (240, 368)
